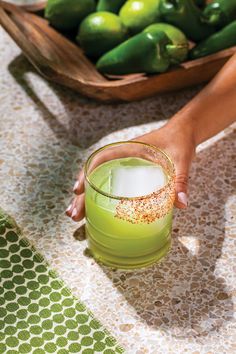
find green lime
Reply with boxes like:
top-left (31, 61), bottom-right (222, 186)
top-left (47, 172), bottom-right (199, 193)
top-left (119, 0), bottom-right (161, 33)
top-left (77, 12), bottom-right (127, 57)
top-left (45, 0), bottom-right (96, 31)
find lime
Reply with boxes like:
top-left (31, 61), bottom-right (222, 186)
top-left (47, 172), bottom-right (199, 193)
top-left (77, 12), bottom-right (127, 57)
top-left (119, 0), bottom-right (161, 34)
top-left (45, 0), bottom-right (96, 31)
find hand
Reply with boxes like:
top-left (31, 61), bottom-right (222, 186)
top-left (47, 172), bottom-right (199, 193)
top-left (66, 119), bottom-right (196, 221)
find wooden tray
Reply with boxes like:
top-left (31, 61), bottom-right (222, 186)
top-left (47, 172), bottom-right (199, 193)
top-left (1, 0), bottom-right (236, 102)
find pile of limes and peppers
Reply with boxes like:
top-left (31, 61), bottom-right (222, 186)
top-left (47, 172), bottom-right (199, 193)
top-left (45, 0), bottom-right (236, 75)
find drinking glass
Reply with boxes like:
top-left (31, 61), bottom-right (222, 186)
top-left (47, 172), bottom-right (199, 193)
top-left (84, 141), bottom-right (175, 269)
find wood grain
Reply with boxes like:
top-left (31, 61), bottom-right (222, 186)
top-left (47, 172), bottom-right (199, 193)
top-left (1, 0), bottom-right (236, 102)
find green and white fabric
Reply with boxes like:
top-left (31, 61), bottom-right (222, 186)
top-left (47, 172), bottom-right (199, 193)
top-left (0, 209), bottom-right (124, 354)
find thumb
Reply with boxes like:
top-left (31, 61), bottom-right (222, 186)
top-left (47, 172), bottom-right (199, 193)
top-left (174, 163), bottom-right (189, 209)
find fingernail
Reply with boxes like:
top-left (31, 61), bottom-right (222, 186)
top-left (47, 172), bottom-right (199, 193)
top-left (71, 208), bottom-right (77, 218)
top-left (178, 192), bottom-right (188, 207)
top-left (73, 181), bottom-right (80, 192)
top-left (66, 204), bottom-right (72, 213)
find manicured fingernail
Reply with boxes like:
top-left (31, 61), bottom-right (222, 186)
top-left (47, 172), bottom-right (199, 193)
top-left (73, 181), bottom-right (80, 191)
top-left (66, 204), bottom-right (72, 213)
top-left (71, 208), bottom-right (78, 218)
top-left (178, 192), bottom-right (188, 207)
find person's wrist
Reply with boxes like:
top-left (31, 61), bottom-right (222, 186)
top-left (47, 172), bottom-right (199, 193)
top-left (166, 113), bottom-right (197, 153)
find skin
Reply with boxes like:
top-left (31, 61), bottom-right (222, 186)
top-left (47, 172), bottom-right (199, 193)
top-left (67, 53), bottom-right (236, 221)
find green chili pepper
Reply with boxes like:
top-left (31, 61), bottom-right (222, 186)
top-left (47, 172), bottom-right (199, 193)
top-left (96, 0), bottom-right (126, 13)
top-left (189, 20), bottom-right (236, 59)
top-left (159, 0), bottom-right (214, 42)
top-left (96, 31), bottom-right (172, 75)
top-left (144, 23), bottom-right (189, 63)
top-left (202, 0), bottom-right (236, 28)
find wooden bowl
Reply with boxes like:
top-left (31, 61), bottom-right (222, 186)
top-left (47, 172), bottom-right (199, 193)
top-left (1, 0), bottom-right (236, 102)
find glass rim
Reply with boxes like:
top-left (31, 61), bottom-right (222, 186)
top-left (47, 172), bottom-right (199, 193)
top-left (84, 141), bottom-right (175, 201)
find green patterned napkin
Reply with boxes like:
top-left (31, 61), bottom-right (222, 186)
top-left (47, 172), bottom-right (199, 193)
top-left (0, 209), bottom-right (124, 354)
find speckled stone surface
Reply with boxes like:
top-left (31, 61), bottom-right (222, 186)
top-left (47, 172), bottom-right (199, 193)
top-left (0, 28), bottom-right (236, 354)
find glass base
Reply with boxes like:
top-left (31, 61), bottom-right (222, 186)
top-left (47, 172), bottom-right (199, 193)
top-left (86, 229), bottom-right (171, 270)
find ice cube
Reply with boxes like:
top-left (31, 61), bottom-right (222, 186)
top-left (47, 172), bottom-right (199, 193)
top-left (111, 166), bottom-right (167, 198)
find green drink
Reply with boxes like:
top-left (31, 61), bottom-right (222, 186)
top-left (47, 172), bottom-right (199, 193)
top-left (85, 142), bottom-right (175, 270)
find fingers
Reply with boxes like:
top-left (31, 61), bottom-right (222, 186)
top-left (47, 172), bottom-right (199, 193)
top-left (174, 173), bottom-right (189, 209)
top-left (65, 196), bottom-right (78, 217)
top-left (73, 169), bottom-right (85, 195)
top-left (66, 194), bottom-right (85, 221)
top-left (66, 170), bottom-right (85, 221)
top-left (65, 202), bottom-right (74, 217)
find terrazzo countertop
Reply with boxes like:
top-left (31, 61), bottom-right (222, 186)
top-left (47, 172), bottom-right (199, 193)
top-left (0, 27), bottom-right (236, 354)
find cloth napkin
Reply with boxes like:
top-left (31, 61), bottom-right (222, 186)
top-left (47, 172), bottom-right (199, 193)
top-left (0, 208), bottom-right (124, 354)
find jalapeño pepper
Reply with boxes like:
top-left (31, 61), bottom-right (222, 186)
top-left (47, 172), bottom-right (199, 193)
top-left (189, 20), bottom-right (236, 59)
top-left (96, 31), bottom-right (172, 75)
top-left (202, 0), bottom-right (236, 28)
top-left (144, 23), bottom-right (189, 63)
top-left (159, 0), bottom-right (214, 42)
